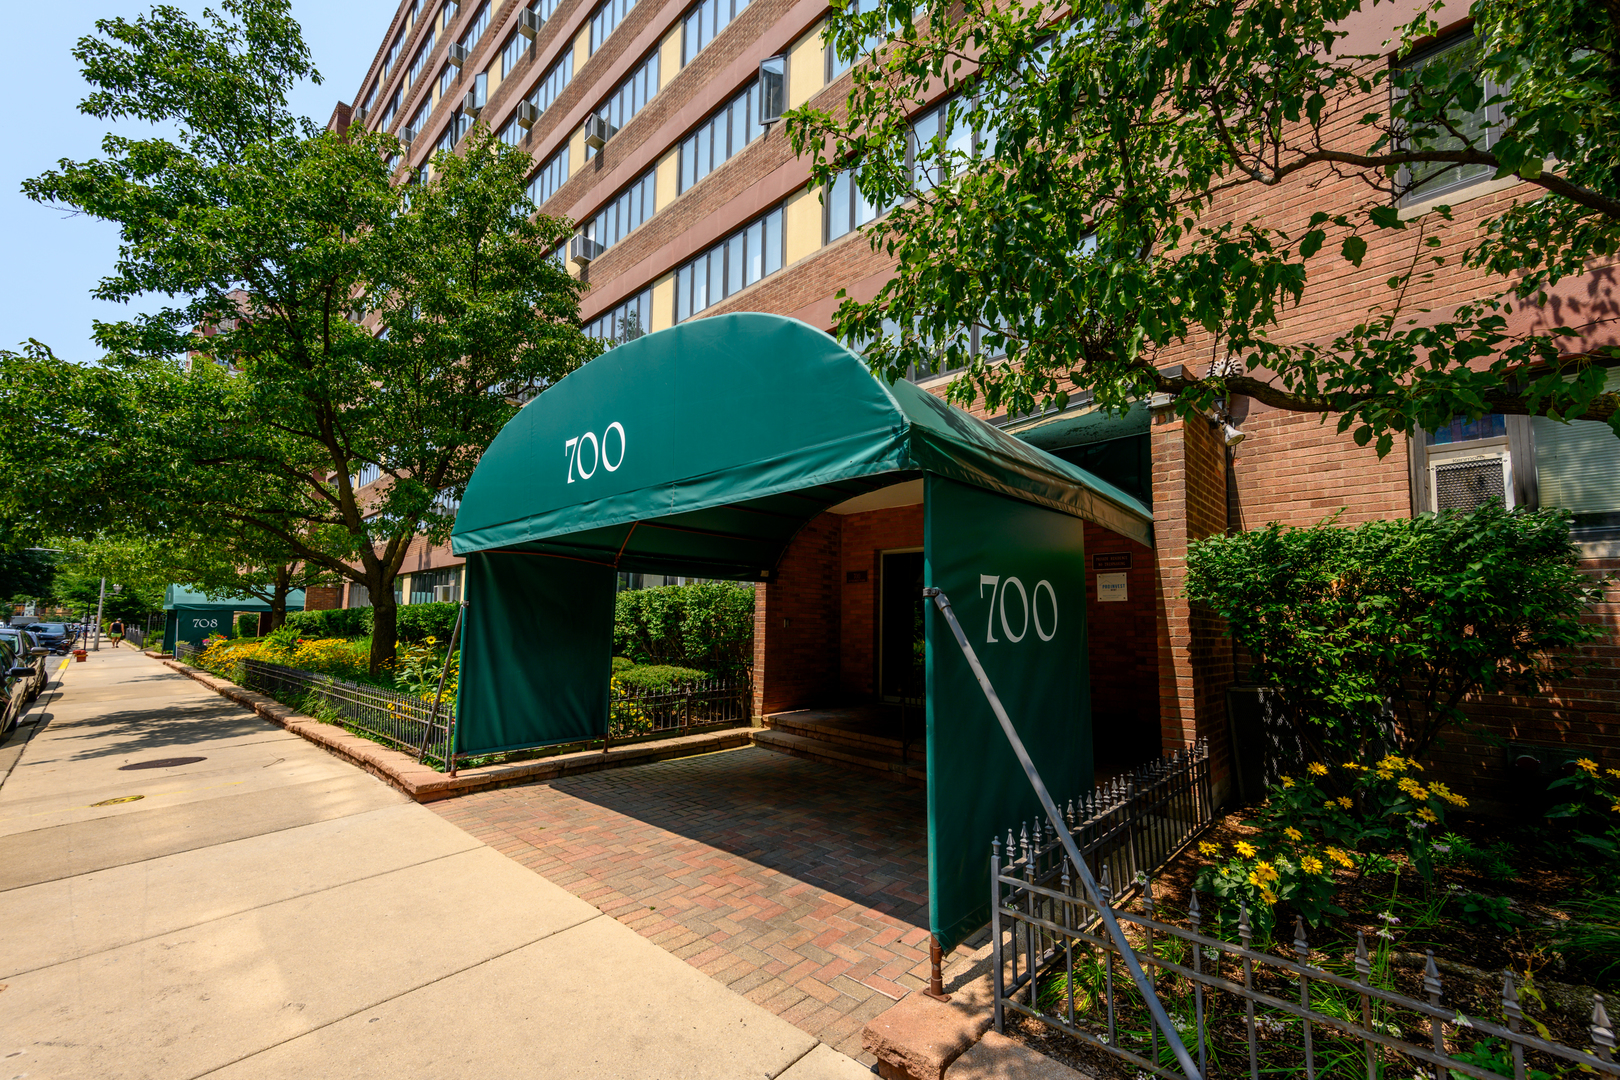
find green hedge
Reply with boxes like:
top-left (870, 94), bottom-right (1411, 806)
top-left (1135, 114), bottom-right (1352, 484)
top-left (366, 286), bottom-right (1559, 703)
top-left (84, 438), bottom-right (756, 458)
top-left (234, 613), bottom-right (260, 638)
top-left (615, 664), bottom-right (710, 692)
top-left (281, 601), bottom-right (461, 646)
top-left (611, 656), bottom-right (634, 672)
top-left (613, 582), bottom-right (753, 674)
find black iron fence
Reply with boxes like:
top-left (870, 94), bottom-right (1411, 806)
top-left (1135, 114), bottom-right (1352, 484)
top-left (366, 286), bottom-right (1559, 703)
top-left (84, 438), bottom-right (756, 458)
top-left (610, 673), bottom-right (752, 742)
top-left (176, 644), bottom-right (452, 763)
top-left (991, 750), bottom-right (1619, 1080)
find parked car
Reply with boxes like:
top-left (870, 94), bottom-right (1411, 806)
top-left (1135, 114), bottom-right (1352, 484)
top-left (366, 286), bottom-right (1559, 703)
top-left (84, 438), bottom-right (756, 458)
top-left (0, 638), bottom-right (34, 736)
top-left (24, 623), bottom-right (71, 654)
top-left (0, 627), bottom-right (48, 699)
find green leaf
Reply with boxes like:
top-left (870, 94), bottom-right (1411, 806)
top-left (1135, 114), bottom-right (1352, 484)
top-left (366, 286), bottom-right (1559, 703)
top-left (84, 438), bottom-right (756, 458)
top-left (1341, 235), bottom-right (1368, 267)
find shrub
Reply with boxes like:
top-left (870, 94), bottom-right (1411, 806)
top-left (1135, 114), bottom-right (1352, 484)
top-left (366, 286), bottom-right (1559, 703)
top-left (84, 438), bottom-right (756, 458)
top-left (1185, 504), bottom-right (1604, 762)
top-left (615, 664), bottom-right (710, 693)
top-left (285, 607), bottom-right (371, 639)
top-left (394, 601), bottom-right (460, 645)
top-left (235, 613), bottom-right (260, 638)
top-left (611, 656), bottom-right (634, 672)
top-left (614, 582), bottom-right (754, 674)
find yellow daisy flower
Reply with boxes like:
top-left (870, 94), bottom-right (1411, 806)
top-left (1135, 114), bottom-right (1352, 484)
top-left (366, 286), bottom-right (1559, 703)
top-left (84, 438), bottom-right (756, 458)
top-left (1301, 856), bottom-right (1325, 875)
top-left (1235, 841), bottom-right (1257, 858)
top-left (1576, 758), bottom-right (1599, 776)
top-left (1307, 762), bottom-right (1329, 777)
top-left (1199, 841), bottom-right (1221, 857)
top-left (1337, 797), bottom-right (1353, 810)
top-left (1284, 827), bottom-right (1303, 842)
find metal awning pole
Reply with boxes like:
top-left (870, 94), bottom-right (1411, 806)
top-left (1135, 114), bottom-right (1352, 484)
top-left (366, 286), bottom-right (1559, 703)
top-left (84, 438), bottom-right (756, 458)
top-left (419, 600), bottom-right (468, 764)
top-left (924, 586), bottom-right (1203, 1080)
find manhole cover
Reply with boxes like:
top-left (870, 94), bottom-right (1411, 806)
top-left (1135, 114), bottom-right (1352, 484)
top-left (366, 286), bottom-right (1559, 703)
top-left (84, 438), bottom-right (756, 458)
top-left (92, 794), bottom-right (145, 806)
top-left (118, 756), bottom-right (207, 771)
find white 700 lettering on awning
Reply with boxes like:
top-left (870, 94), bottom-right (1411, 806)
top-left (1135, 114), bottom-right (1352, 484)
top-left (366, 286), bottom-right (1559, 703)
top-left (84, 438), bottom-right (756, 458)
top-left (564, 422), bottom-right (626, 483)
top-left (978, 574), bottom-right (1057, 643)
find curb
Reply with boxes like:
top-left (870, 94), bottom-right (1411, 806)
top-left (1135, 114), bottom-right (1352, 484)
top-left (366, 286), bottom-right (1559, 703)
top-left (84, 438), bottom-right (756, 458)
top-left (159, 658), bottom-right (753, 802)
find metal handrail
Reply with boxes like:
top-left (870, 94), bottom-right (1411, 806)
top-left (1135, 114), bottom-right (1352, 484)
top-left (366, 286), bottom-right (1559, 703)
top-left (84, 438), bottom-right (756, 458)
top-left (925, 586), bottom-right (1204, 1080)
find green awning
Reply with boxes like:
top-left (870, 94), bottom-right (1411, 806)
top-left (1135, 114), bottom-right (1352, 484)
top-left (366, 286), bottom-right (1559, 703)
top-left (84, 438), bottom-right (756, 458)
top-left (162, 585), bottom-right (306, 612)
top-left (452, 313), bottom-right (1151, 568)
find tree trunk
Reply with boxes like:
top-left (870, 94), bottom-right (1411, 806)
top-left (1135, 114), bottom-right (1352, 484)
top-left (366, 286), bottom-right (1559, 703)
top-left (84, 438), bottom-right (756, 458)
top-left (369, 583), bottom-right (399, 677)
top-left (269, 564), bottom-right (293, 631)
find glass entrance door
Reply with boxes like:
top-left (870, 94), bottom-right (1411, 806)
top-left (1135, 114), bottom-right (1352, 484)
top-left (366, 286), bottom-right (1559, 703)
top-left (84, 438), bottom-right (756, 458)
top-left (879, 550), bottom-right (925, 701)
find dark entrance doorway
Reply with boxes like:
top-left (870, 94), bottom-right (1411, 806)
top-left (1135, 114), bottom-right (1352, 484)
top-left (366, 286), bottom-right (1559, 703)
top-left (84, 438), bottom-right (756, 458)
top-left (879, 550), bottom-right (925, 702)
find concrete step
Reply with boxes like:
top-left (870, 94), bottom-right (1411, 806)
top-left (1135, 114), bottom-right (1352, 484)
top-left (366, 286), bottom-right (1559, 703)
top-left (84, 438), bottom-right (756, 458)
top-left (749, 727), bottom-right (926, 785)
top-left (762, 711), bottom-right (921, 755)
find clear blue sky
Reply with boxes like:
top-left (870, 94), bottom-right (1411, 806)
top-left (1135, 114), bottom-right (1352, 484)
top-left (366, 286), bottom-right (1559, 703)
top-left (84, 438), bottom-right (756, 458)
top-left (1, 0), bottom-right (398, 361)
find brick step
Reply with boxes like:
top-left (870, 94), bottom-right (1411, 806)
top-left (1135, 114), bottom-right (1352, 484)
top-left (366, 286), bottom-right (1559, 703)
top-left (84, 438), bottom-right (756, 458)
top-left (762, 712), bottom-right (921, 754)
top-left (750, 727), bottom-right (926, 785)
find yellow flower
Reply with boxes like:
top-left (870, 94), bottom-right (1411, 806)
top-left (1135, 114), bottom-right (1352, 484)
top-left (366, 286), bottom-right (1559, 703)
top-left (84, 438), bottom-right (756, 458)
top-left (1342, 761), bottom-right (1367, 772)
top-left (1417, 808), bottom-right (1437, 823)
top-left (1307, 762), bottom-right (1329, 777)
top-left (1281, 776), bottom-right (1295, 788)
top-left (425, 636), bottom-right (438, 646)
top-left (1199, 841), bottom-right (1221, 857)
top-left (1611, 801), bottom-right (1620, 815)
top-left (1302, 856), bottom-right (1326, 875)
top-left (1379, 755), bottom-right (1408, 773)
top-left (1254, 861), bottom-right (1280, 884)
top-left (1235, 841), bottom-right (1257, 858)
top-left (1247, 870), bottom-right (1263, 887)
top-left (1284, 827), bottom-right (1303, 842)
top-left (1576, 758), bottom-right (1600, 776)
top-left (1337, 797), bottom-right (1353, 810)
top-left (1260, 887), bottom-right (1279, 906)
top-left (1326, 847), bottom-right (1354, 868)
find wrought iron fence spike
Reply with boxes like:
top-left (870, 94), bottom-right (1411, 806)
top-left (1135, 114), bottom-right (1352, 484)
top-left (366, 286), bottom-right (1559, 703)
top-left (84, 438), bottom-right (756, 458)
top-left (1592, 994), bottom-right (1615, 1060)
top-left (1424, 950), bottom-right (1443, 998)
top-left (1188, 889), bottom-right (1201, 928)
top-left (992, 835), bottom-right (1000, 857)
top-left (1238, 903), bottom-right (1252, 946)
top-left (1293, 916), bottom-right (1309, 964)
top-left (1354, 931), bottom-right (1370, 974)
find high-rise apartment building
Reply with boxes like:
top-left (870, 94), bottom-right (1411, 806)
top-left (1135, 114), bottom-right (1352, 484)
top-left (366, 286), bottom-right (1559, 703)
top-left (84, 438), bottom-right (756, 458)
top-left (331, 0), bottom-right (1620, 807)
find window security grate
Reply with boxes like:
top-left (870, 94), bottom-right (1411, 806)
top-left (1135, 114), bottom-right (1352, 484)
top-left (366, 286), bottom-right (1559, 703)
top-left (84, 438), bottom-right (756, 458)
top-left (1433, 456), bottom-right (1505, 511)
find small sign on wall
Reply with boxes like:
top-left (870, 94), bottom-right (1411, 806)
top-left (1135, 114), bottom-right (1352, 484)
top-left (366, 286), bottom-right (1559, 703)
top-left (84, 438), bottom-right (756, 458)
top-left (846, 570), bottom-right (868, 584)
top-left (1094, 552), bottom-right (1132, 570)
top-left (1096, 572), bottom-right (1129, 602)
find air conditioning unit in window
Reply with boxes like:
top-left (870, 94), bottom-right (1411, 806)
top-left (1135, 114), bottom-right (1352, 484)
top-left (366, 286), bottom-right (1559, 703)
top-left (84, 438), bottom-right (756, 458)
top-left (1430, 450), bottom-right (1513, 512)
top-left (354, 105), bottom-right (369, 124)
top-left (582, 114), bottom-right (612, 149)
top-left (431, 585), bottom-right (457, 602)
top-left (569, 235), bottom-right (604, 267)
top-left (447, 42), bottom-right (469, 67)
top-left (519, 8), bottom-right (543, 37)
top-left (462, 90), bottom-right (482, 117)
top-left (516, 101), bottom-right (540, 129)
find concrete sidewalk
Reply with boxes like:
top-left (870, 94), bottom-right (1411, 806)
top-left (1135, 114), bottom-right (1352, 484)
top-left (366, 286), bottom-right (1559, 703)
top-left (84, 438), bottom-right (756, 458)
top-left (0, 648), bottom-right (871, 1080)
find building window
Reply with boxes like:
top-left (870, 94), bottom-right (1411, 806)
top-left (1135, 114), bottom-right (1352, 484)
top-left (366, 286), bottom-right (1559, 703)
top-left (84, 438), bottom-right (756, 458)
top-left (823, 164), bottom-right (895, 242)
top-left (440, 0), bottom-right (460, 32)
top-left (682, 0), bottom-right (750, 65)
top-left (347, 583), bottom-right (372, 609)
top-left (586, 51), bottom-right (659, 158)
top-left (825, 0), bottom-right (885, 81)
top-left (408, 30), bottom-right (436, 86)
top-left (529, 49), bottom-right (574, 116)
top-left (678, 81), bottom-right (763, 193)
top-left (410, 567), bottom-right (463, 604)
top-left (1395, 34), bottom-right (1505, 207)
top-left (440, 62), bottom-right (458, 99)
top-left (673, 206), bottom-right (784, 322)
top-left (528, 146), bottom-right (570, 205)
top-left (1411, 412), bottom-right (1530, 514)
top-left (583, 169), bottom-right (656, 253)
top-left (500, 28), bottom-right (529, 78)
top-left (589, 0), bottom-right (637, 53)
top-left (908, 94), bottom-right (991, 191)
top-left (383, 33), bottom-right (405, 78)
top-left (461, 3), bottom-right (490, 52)
top-left (1532, 368), bottom-right (1620, 529)
top-left (1426, 414), bottom-right (1507, 446)
top-left (585, 289), bottom-right (653, 343)
top-left (380, 87), bottom-right (402, 132)
top-left (404, 103), bottom-right (429, 144)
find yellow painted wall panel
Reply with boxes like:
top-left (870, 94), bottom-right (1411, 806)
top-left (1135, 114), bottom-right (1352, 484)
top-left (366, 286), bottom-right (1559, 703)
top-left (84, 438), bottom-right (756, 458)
top-left (651, 273), bottom-right (675, 331)
top-left (654, 148), bottom-right (679, 211)
top-left (659, 27), bottom-right (684, 88)
top-left (783, 187), bottom-right (820, 265)
top-left (787, 22), bottom-right (825, 109)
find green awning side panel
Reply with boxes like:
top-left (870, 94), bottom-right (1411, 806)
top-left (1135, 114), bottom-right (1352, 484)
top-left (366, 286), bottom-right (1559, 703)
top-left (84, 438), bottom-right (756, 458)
top-left (452, 314), bottom-right (1152, 562)
top-left (454, 552), bottom-right (615, 756)
top-left (162, 584), bottom-right (306, 612)
top-left (925, 476), bottom-right (1092, 952)
top-left (164, 608), bottom-right (235, 651)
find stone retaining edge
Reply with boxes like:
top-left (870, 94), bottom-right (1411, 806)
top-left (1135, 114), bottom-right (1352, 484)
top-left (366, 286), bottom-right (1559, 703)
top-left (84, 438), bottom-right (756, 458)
top-left (159, 658), bottom-right (753, 802)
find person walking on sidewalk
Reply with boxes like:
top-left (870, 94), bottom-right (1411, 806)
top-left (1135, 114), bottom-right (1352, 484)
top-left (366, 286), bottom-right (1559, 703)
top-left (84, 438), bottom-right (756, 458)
top-left (108, 619), bottom-right (124, 648)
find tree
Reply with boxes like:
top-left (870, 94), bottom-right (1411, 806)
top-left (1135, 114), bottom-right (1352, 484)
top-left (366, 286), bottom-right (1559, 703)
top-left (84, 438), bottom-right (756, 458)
top-left (787, 0), bottom-right (1620, 452)
top-left (12, 0), bottom-right (596, 673)
top-left (1183, 504), bottom-right (1606, 763)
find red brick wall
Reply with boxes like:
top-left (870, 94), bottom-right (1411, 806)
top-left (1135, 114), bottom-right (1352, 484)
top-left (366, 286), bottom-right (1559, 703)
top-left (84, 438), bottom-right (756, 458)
top-left (302, 586), bottom-right (342, 612)
top-left (1152, 408), bottom-right (1235, 793)
top-left (835, 503), bottom-right (925, 699)
top-left (752, 513), bottom-right (842, 716)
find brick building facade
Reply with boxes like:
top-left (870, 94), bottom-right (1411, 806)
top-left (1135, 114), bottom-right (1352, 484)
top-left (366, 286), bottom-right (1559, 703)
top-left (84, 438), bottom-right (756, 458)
top-left (339, 0), bottom-right (1620, 808)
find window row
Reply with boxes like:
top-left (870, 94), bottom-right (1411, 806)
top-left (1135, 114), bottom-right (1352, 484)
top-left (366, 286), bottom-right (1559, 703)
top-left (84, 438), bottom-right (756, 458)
top-left (589, 0), bottom-right (638, 53)
top-left (682, 0), bottom-right (750, 66)
top-left (584, 288), bottom-right (654, 343)
top-left (528, 146), bottom-right (571, 205)
top-left (583, 169), bottom-right (655, 252)
top-left (380, 87), bottom-right (402, 132)
top-left (407, 28), bottom-right (436, 87)
top-left (674, 206), bottom-right (784, 323)
top-left (409, 567), bottom-right (463, 604)
top-left (460, 3), bottom-right (490, 52)
top-left (678, 79), bottom-right (765, 194)
top-left (587, 51), bottom-right (659, 157)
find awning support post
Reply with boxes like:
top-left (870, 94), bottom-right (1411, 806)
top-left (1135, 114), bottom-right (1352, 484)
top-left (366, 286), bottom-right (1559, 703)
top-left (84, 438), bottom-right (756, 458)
top-left (927, 936), bottom-right (951, 1002)
top-left (420, 600), bottom-right (468, 765)
top-left (924, 586), bottom-right (1203, 1080)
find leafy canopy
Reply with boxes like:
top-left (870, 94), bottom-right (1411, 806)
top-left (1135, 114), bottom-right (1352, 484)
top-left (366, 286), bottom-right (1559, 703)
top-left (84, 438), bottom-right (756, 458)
top-left (788, 0), bottom-right (1620, 453)
top-left (7, 0), bottom-right (595, 672)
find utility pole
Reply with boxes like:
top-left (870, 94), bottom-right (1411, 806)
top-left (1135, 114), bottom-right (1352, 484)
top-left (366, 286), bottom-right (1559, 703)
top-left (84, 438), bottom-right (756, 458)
top-left (93, 577), bottom-right (107, 651)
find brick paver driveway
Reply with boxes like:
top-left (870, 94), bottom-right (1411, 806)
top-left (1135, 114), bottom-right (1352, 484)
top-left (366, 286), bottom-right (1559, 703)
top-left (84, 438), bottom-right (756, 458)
top-left (432, 746), bottom-right (933, 1062)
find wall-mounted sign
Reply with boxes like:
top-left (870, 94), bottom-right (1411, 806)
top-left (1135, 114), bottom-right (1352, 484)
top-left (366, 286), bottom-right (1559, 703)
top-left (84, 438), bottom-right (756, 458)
top-left (1096, 572), bottom-right (1129, 602)
top-left (1093, 552), bottom-right (1132, 570)
top-left (846, 569), bottom-right (868, 584)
